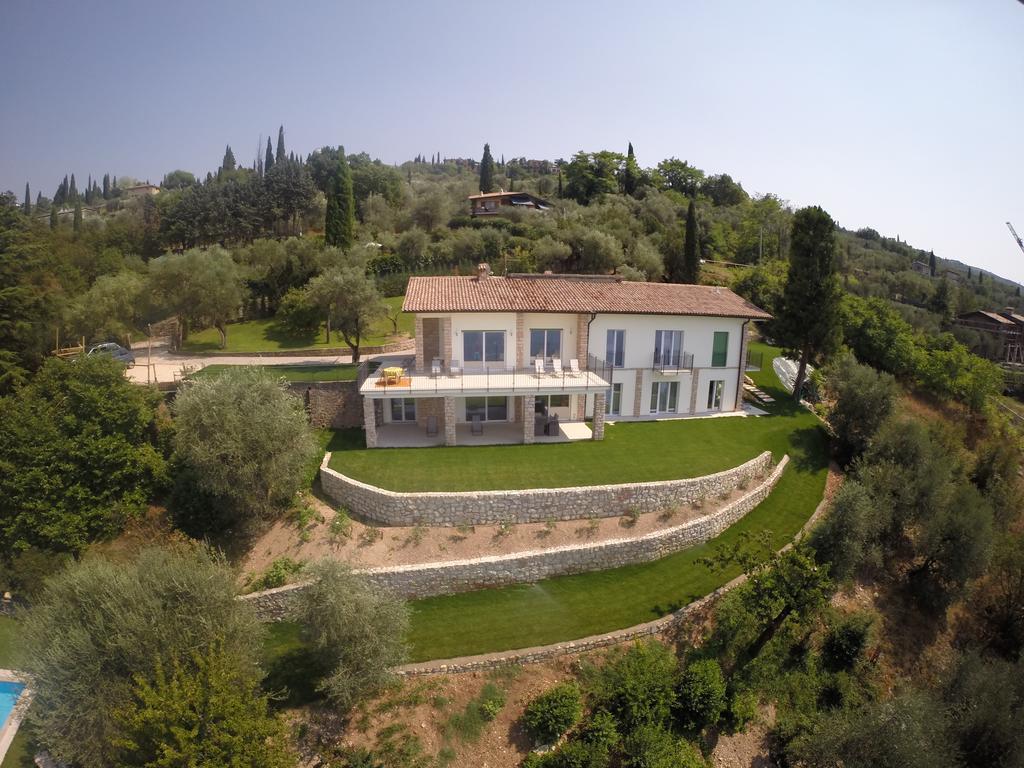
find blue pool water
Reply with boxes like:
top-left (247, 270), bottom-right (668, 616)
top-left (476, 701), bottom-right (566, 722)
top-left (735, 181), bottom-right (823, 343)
top-left (0, 681), bottom-right (25, 726)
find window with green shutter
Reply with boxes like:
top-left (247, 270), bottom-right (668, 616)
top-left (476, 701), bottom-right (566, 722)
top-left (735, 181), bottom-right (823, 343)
top-left (712, 331), bottom-right (729, 367)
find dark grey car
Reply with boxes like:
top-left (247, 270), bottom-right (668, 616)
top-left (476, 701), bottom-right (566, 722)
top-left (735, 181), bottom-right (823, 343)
top-left (87, 342), bottom-right (136, 367)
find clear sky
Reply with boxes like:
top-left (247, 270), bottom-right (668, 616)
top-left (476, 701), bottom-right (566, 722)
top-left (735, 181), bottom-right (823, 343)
top-left (2, 1), bottom-right (1023, 281)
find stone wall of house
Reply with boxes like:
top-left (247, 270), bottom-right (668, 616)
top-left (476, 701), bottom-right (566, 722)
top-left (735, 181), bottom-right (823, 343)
top-left (241, 455), bottom-right (786, 619)
top-left (286, 381), bottom-right (363, 429)
top-left (319, 450), bottom-right (774, 526)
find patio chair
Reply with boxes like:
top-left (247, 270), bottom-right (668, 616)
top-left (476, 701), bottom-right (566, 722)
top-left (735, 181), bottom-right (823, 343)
top-left (534, 358), bottom-right (545, 377)
top-left (449, 359), bottom-right (461, 377)
top-left (568, 359), bottom-right (581, 377)
top-left (430, 358), bottom-right (442, 378)
top-left (471, 414), bottom-right (483, 435)
top-left (426, 415), bottom-right (438, 437)
top-left (548, 413), bottom-right (560, 436)
top-left (551, 358), bottom-right (563, 377)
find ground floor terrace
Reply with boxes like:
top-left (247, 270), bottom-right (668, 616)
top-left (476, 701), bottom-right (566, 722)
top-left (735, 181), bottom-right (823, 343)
top-left (359, 355), bottom-right (612, 448)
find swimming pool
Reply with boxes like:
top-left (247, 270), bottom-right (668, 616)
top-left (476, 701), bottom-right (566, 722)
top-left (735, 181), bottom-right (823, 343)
top-left (0, 681), bottom-right (25, 728)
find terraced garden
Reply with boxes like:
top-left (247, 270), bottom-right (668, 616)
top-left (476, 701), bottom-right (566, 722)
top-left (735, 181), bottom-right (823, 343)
top-left (272, 342), bottom-right (831, 661)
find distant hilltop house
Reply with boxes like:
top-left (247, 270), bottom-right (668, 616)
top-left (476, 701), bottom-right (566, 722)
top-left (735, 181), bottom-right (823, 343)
top-left (123, 183), bottom-right (160, 199)
top-left (469, 190), bottom-right (552, 217)
top-left (954, 308), bottom-right (1024, 364)
top-left (910, 259), bottom-right (931, 276)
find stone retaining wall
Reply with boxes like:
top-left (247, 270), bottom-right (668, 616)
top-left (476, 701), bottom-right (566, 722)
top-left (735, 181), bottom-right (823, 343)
top-left (287, 381), bottom-right (362, 429)
top-left (241, 455), bottom-right (786, 619)
top-left (320, 450), bottom-right (774, 526)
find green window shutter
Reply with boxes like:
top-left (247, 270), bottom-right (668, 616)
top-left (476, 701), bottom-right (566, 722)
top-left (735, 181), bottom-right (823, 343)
top-left (712, 332), bottom-right (729, 367)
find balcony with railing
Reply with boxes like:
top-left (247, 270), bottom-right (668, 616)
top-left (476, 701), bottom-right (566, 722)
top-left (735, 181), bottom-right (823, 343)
top-left (360, 354), bottom-right (612, 397)
top-left (651, 350), bottom-right (694, 374)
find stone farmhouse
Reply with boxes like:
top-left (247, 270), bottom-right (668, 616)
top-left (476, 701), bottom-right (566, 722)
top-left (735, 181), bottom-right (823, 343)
top-left (358, 265), bottom-right (770, 447)
top-left (468, 190), bottom-right (552, 217)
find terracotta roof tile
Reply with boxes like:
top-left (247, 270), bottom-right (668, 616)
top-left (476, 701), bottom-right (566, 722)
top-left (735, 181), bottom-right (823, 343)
top-left (403, 275), bottom-right (772, 319)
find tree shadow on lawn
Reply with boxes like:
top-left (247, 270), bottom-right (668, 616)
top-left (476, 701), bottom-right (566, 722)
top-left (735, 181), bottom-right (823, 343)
top-left (262, 624), bottom-right (329, 709)
top-left (262, 322), bottom-right (324, 350)
top-left (788, 426), bottom-right (830, 473)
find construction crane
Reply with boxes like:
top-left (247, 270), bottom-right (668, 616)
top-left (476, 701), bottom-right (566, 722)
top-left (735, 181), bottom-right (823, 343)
top-left (1009, 222), bottom-right (1024, 257)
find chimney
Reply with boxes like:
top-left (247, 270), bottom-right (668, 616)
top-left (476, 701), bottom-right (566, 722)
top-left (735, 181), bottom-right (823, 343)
top-left (477, 262), bottom-right (491, 281)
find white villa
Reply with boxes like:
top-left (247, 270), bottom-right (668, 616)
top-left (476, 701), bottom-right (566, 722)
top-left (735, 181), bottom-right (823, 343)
top-left (359, 265), bottom-right (771, 447)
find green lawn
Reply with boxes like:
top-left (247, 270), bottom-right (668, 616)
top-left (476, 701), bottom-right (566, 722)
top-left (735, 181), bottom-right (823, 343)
top-left (182, 295), bottom-right (412, 353)
top-left (191, 363), bottom-right (359, 383)
top-left (0, 616), bottom-right (22, 668)
top-left (326, 341), bottom-right (805, 492)
top-left (266, 342), bottom-right (831, 662)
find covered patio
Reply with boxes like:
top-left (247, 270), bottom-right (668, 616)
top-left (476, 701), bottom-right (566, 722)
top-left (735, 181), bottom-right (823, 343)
top-left (373, 420), bottom-right (594, 448)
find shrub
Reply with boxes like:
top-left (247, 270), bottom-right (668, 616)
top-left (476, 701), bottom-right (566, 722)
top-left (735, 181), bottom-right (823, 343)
top-left (249, 557), bottom-right (305, 591)
top-left (446, 682), bottom-right (506, 743)
top-left (580, 710), bottom-right (620, 750)
top-left (676, 659), bottom-right (727, 731)
top-left (821, 613), bottom-right (873, 672)
top-left (623, 724), bottom-right (705, 768)
top-left (523, 683), bottom-right (584, 744)
top-left (726, 689), bottom-right (759, 732)
top-left (589, 640), bottom-right (679, 731)
top-left (480, 682), bottom-right (506, 721)
top-left (294, 560), bottom-right (409, 711)
top-left (329, 510), bottom-right (352, 541)
top-left (824, 352), bottom-right (898, 465)
top-left (171, 366), bottom-right (320, 533)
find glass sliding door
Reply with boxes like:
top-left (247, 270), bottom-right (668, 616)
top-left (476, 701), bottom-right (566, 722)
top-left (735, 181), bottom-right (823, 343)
top-left (653, 330), bottom-right (683, 369)
top-left (649, 381), bottom-right (679, 414)
top-left (529, 329), bottom-right (562, 361)
top-left (707, 380), bottom-right (724, 410)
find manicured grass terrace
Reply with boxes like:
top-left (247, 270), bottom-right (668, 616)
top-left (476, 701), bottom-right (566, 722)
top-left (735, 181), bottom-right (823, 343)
top-left (191, 363), bottom-right (359, 383)
top-left (326, 342), bottom-right (806, 492)
top-left (0, 616), bottom-right (21, 669)
top-left (182, 295), bottom-right (412, 353)
top-left (262, 344), bottom-right (830, 662)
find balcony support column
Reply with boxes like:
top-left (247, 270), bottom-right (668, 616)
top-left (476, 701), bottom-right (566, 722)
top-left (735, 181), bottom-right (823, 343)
top-left (363, 396), bottom-right (378, 449)
top-left (443, 396), bottom-right (457, 446)
top-left (522, 395), bottom-right (535, 444)
top-left (592, 391), bottom-right (606, 440)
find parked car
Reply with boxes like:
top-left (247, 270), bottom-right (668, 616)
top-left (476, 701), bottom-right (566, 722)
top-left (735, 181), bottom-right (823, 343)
top-left (87, 342), bottom-right (135, 367)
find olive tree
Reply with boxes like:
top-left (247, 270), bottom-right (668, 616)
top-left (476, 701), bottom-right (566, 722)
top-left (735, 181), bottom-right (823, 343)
top-left (294, 560), bottom-right (409, 711)
top-left (172, 366), bottom-right (319, 532)
top-left (20, 545), bottom-right (267, 768)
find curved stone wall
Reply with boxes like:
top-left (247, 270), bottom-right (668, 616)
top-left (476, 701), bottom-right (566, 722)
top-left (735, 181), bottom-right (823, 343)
top-left (320, 450), bottom-right (774, 527)
top-left (242, 455), bottom-right (787, 618)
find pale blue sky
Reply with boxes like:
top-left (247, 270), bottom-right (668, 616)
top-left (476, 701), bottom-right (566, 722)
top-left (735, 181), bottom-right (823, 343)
top-left (2, 1), bottom-right (1023, 281)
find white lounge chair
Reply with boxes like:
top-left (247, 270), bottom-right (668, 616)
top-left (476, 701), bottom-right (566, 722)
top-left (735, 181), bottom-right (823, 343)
top-left (568, 359), bottom-right (581, 377)
top-left (551, 358), bottom-right (563, 377)
top-left (430, 358), bottom-right (442, 378)
top-left (534, 359), bottom-right (545, 377)
top-left (449, 359), bottom-right (461, 377)
top-left (471, 414), bottom-right (483, 435)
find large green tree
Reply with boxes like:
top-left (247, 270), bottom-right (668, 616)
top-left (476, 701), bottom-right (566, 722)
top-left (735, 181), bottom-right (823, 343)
top-left (681, 197), bottom-right (700, 284)
top-left (324, 150), bottom-right (355, 249)
top-left (21, 545), bottom-right (267, 768)
top-left (775, 205), bottom-right (842, 399)
top-left (304, 265), bottom-right (385, 360)
top-left (479, 143), bottom-right (496, 193)
top-left (171, 366), bottom-right (319, 532)
top-left (275, 125), bottom-right (286, 164)
top-left (0, 355), bottom-right (167, 555)
top-left (148, 247), bottom-right (246, 348)
top-left (294, 560), bottom-right (409, 711)
top-left (114, 641), bottom-right (293, 768)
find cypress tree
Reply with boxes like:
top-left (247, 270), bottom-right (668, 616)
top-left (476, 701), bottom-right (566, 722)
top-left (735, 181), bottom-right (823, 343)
top-left (264, 137), bottom-right (274, 173)
top-left (112, 175), bottom-right (118, 193)
top-left (1016, 286), bottom-right (1021, 298)
top-left (968, 267), bottom-right (973, 279)
top-left (929, 250), bottom-right (936, 277)
top-left (324, 148), bottom-right (355, 249)
top-left (222, 145), bottom-right (236, 172)
top-left (276, 126), bottom-right (286, 164)
top-left (103, 173), bottom-right (111, 199)
top-left (979, 270), bottom-right (983, 285)
top-left (682, 198), bottom-right (700, 284)
top-left (558, 169), bottom-right (563, 197)
top-left (35, 192), bottom-right (41, 205)
top-left (49, 205), bottom-right (58, 229)
top-left (54, 176), bottom-right (68, 208)
top-left (623, 141), bottom-right (641, 196)
top-left (73, 202), bottom-right (82, 232)
top-left (69, 174), bottom-right (78, 203)
top-left (479, 143), bottom-right (495, 193)
top-left (23, 183), bottom-right (30, 215)
top-left (775, 206), bottom-right (842, 400)
top-left (86, 174), bottom-right (93, 203)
